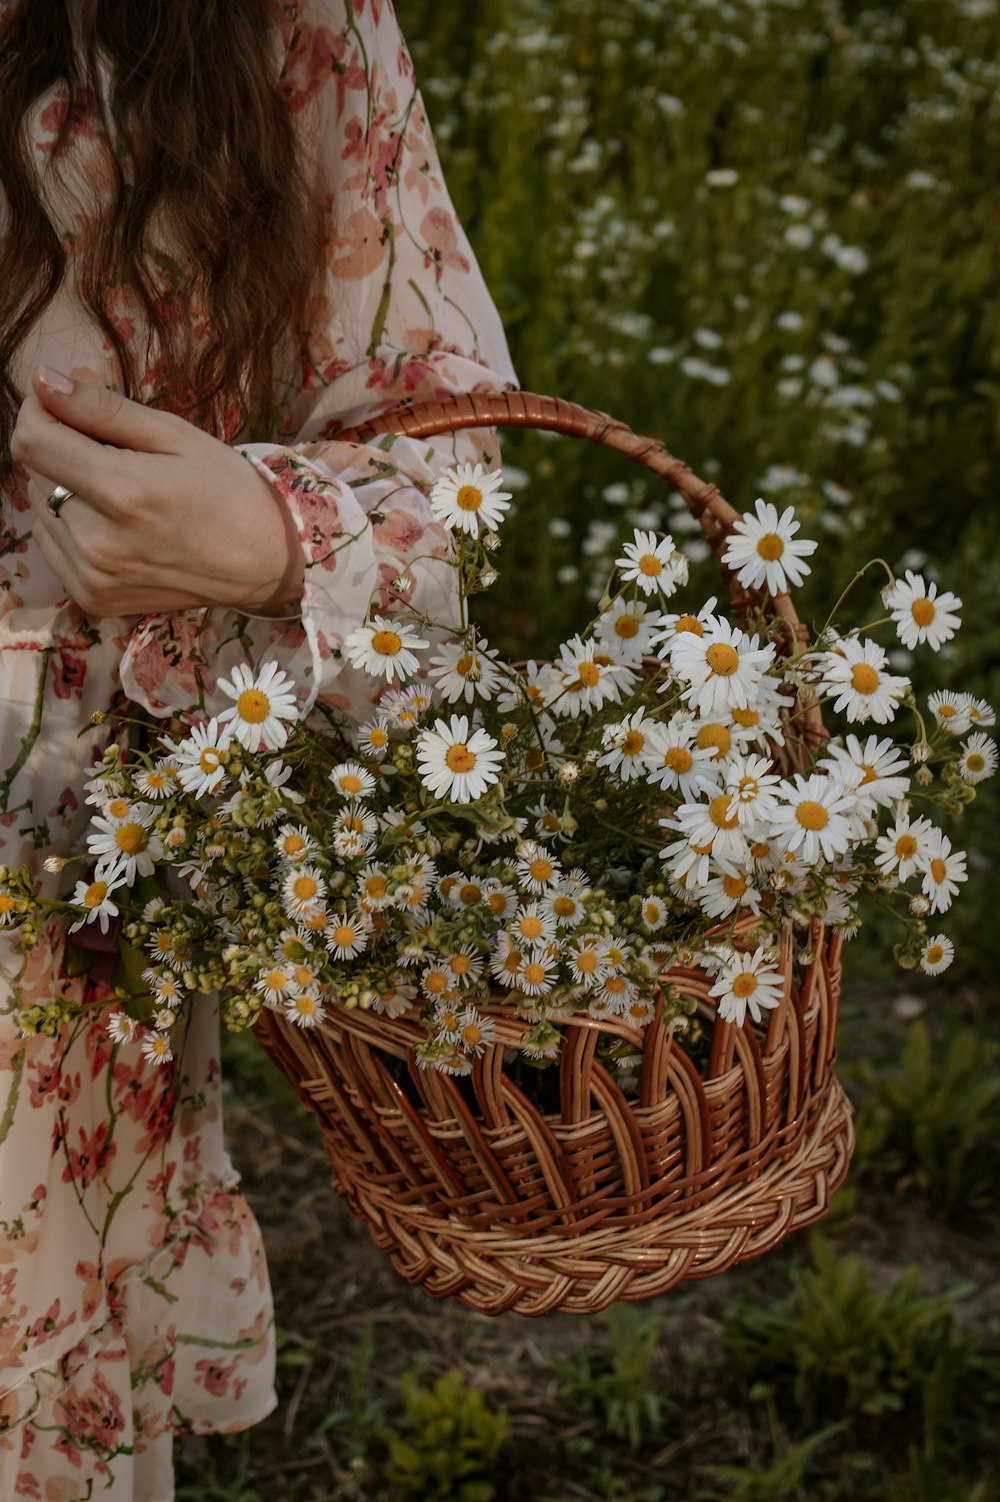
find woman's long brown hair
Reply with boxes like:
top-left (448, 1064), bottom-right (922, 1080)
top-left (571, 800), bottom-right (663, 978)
top-left (0, 0), bottom-right (328, 490)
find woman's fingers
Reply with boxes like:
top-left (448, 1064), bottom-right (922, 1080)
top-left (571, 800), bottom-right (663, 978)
top-left (33, 365), bottom-right (189, 454)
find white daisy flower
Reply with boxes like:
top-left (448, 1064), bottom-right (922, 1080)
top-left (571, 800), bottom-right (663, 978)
top-left (699, 868), bottom-right (763, 919)
top-left (960, 694), bottom-right (995, 729)
top-left (920, 935), bottom-right (955, 976)
top-left (721, 498), bottom-right (817, 595)
top-left (422, 965), bottom-right (454, 1001)
top-left (623, 996), bottom-right (657, 1028)
top-left (255, 964), bottom-right (296, 1004)
top-left (344, 616), bottom-right (429, 684)
top-left (708, 946), bottom-right (784, 1026)
top-left (482, 880), bottom-right (518, 921)
top-left (492, 939), bottom-right (527, 988)
top-left (567, 937), bottom-right (608, 989)
top-left (518, 951), bottom-right (558, 997)
top-left (927, 690), bottom-right (971, 735)
top-left (821, 637), bottom-right (910, 724)
top-left (275, 823), bottom-right (316, 863)
top-left (594, 600), bottom-right (666, 664)
top-left (821, 734), bottom-right (911, 813)
top-left (598, 708), bottom-right (658, 781)
top-left (649, 597), bottom-right (719, 652)
top-left (281, 864), bottom-right (327, 917)
top-left (332, 827), bottom-right (376, 860)
top-left (671, 616), bottom-right (775, 717)
top-left (884, 570), bottom-right (962, 651)
top-left (87, 806), bottom-right (163, 885)
top-left (659, 833), bottom-right (714, 893)
top-left (285, 993), bottom-right (326, 1028)
top-left (640, 895), bottom-right (668, 931)
top-left (141, 968), bottom-right (185, 1007)
top-left (767, 772), bottom-right (857, 865)
top-left (445, 945), bottom-right (484, 989)
top-left (645, 717), bottom-right (717, 798)
top-left (957, 732), bottom-right (997, 784)
top-left (152, 1008), bottom-right (178, 1032)
top-left (428, 461), bottom-right (512, 536)
top-left (723, 753), bottom-right (782, 825)
top-left (216, 660), bottom-right (299, 751)
top-left (496, 659), bottom-right (550, 715)
top-left (106, 1010), bottom-right (141, 1045)
top-left (456, 1007), bottom-right (498, 1055)
top-left (874, 812), bottom-right (937, 882)
top-left (164, 718), bottom-right (234, 798)
top-left (133, 760), bottom-right (179, 800)
top-left (370, 982), bottom-right (418, 1018)
top-left (68, 875), bottom-right (124, 935)
top-left (668, 787), bottom-right (752, 866)
top-left (329, 761), bottom-right (377, 799)
top-left (101, 794), bottom-right (140, 824)
top-left (427, 638), bottom-right (505, 704)
top-left (357, 715), bottom-right (393, 759)
top-left (509, 903), bottom-right (558, 947)
top-left (615, 528), bottom-right (687, 598)
top-left (725, 675), bottom-right (789, 747)
top-left (602, 936), bottom-right (633, 973)
top-left (357, 865), bottom-right (392, 909)
top-left (515, 843), bottom-right (562, 892)
top-left (546, 884), bottom-right (587, 928)
top-left (325, 914), bottom-right (370, 959)
top-left (140, 1031), bottom-right (174, 1067)
top-left (920, 832), bottom-right (967, 913)
top-left (547, 635), bottom-right (635, 717)
top-left (416, 714), bottom-right (504, 803)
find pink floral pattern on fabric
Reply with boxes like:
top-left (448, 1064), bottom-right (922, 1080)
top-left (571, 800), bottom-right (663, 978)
top-left (0, 0), bottom-right (516, 1495)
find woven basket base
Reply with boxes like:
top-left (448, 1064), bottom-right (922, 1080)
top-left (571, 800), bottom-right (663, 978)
top-left (322, 1075), bottom-right (853, 1316)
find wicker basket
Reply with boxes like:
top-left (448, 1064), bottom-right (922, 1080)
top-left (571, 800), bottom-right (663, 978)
top-left (253, 392), bottom-right (855, 1316)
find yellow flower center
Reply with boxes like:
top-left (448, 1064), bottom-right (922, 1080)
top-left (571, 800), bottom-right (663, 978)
top-left (604, 974), bottom-right (627, 996)
top-left (705, 642), bottom-right (740, 677)
top-left (638, 553), bottom-right (663, 577)
top-left (553, 895), bottom-right (576, 918)
top-left (332, 924), bottom-right (357, 949)
top-left (236, 688), bottom-right (270, 723)
top-left (364, 875), bottom-right (387, 900)
top-left (529, 857), bottom-right (554, 883)
top-left (107, 798), bottom-right (130, 819)
top-left (264, 969), bottom-right (288, 992)
top-left (303, 910), bottom-right (326, 932)
top-left (859, 762), bottom-right (877, 785)
top-left (456, 655), bottom-right (475, 678)
top-left (339, 773), bottom-right (364, 794)
top-left (283, 834), bottom-right (306, 856)
top-left (524, 961), bottom-right (547, 986)
top-left (938, 703), bottom-right (957, 719)
top-left (115, 823), bottom-right (148, 855)
top-left (911, 598), bottom-right (936, 627)
top-left (665, 746), bottom-right (693, 773)
top-left (293, 995), bottom-right (318, 1016)
top-left (519, 914), bottom-right (544, 941)
top-left (577, 661), bottom-right (601, 687)
top-left (925, 944), bottom-right (944, 966)
top-left (199, 748), bottom-right (220, 773)
top-left (967, 754), bottom-right (985, 772)
top-left (615, 614), bottom-right (640, 638)
top-left (371, 629), bottom-right (402, 657)
top-left (895, 834), bottom-right (917, 858)
top-left (621, 730), bottom-right (645, 756)
top-left (0, 893), bottom-right (15, 914)
top-left (850, 664), bottom-right (880, 695)
top-left (368, 726), bottom-right (389, 747)
top-left (487, 893), bottom-right (509, 915)
top-left (293, 875), bottom-right (318, 901)
top-left (456, 485), bottom-right (483, 512)
top-left (722, 873), bottom-right (748, 898)
top-left (675, 615), bottom-right (703, 635)
top-left (929, 858), bottom-right (947, 884)
top-left (460, 1022), bottom-right (483, 1047)
top-left (439, 1008), bottom-right (460, 1030)
top-left (424, 970), bottom-right (448, 993)
top-left (459, 882), bottom-right (482, 906)
top-left (731, 705), bottom-right (760, 727)
top-left (84, 881), bottom-right (108, 907)
top-left (756, 533), bottom-right (785, 561)
top-left (450, 953), bottom-right (473, 975)
top-left (751, 841), bottom-right (770, 858)
top-left (696, 723), bottom-right (732, 757)
top-left (502, 952), bottom-right (523, 974)
top-left (796, 801), bottom-right (829, 831)
top-left (445, 743), bottom-right (476, 773)
top-left (731, 973), bottom-right (758, 998)
top-left (709, 794), bottom-right (740, 830)
top-left (643, 902), bottom-right (661, 923)
top-left (576, 948), bottom-right (599, 973)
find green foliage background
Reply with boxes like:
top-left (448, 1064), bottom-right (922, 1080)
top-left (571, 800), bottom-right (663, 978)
top-left (399, 0), bottom-right (1000, 984)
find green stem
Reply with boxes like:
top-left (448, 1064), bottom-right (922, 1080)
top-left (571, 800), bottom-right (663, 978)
top-left (0, 649), bottom-right (49, 813)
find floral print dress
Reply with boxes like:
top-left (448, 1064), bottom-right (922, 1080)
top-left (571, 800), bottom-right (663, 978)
top-left (0, 1), bottom-right (516, 1496)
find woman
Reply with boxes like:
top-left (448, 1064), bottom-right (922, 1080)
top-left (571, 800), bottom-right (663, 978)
top-left (0, 0), bottom-right (516, 1495)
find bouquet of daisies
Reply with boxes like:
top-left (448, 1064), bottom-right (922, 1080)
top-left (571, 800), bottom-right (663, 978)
top-left (3, 462), bottom-right (994, 1078)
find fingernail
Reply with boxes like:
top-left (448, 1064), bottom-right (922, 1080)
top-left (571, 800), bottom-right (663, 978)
top-left (38, 365), bottom-right (75, 396)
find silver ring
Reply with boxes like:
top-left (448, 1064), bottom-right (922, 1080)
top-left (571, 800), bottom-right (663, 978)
top-left (46, 484), bottom-right (76, 518)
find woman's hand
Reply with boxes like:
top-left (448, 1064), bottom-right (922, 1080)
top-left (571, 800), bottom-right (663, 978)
top-left (11, 365), bottom-right (305, 619)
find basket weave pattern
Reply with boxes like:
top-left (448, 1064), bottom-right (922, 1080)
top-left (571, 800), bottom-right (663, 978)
top-left (254, 393), bottom-right (855, 1316)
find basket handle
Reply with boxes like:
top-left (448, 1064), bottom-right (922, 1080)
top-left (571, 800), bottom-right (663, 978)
top-left (341, 389), bottom-right (740, 549)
